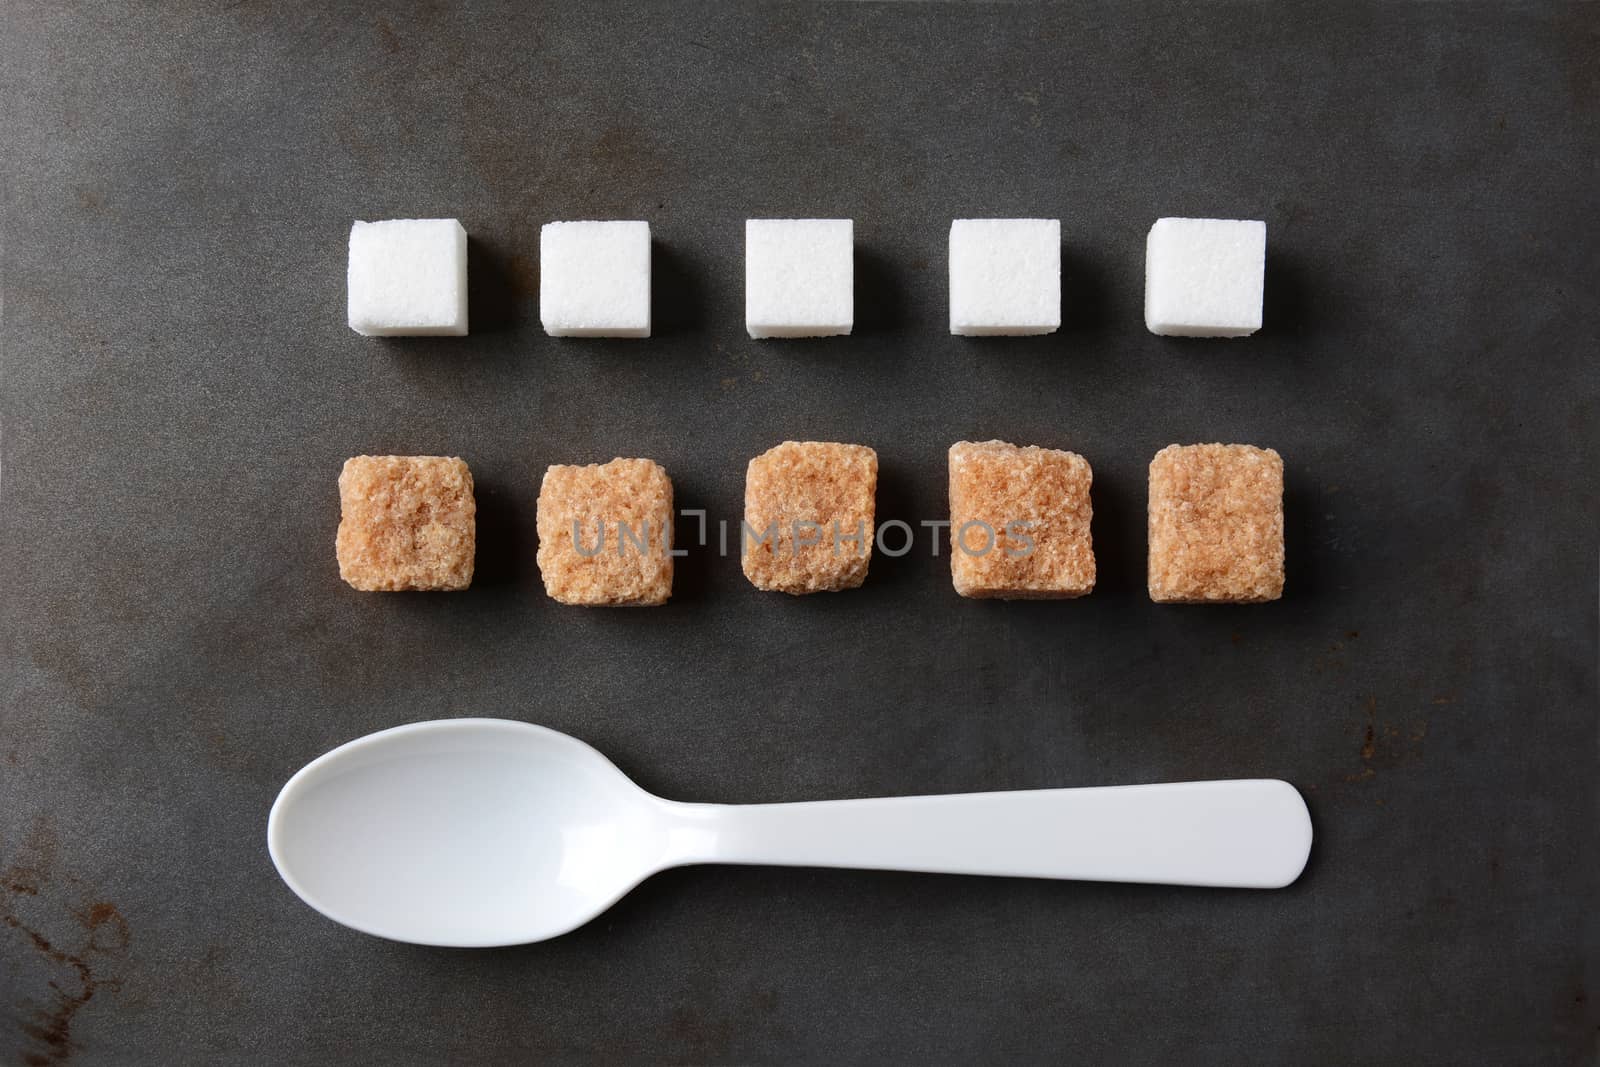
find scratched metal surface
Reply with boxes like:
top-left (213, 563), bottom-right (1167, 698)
top-left (1, 2), bottom-right (1596, 1063)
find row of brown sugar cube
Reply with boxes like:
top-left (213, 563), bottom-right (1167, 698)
top-left (335, 441), bottom-right (1284, 604)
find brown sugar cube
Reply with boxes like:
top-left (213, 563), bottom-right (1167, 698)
top-left (336, 455), bottom-right (475, 591)
top-left (536, 458), bottom-right (673, 606)
top-left (948, 440), bottom-right (1095, 599)
top-left (742, 441), bottom-right (877, 595)
top-left (1147, 443), bottom-right (1284, 603)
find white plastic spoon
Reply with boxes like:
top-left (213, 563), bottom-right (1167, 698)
top-left (267, 718), bottom-right (1312, 947)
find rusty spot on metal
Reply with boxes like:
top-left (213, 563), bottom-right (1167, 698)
top-left (3, 818), bottom-right (128, 1065)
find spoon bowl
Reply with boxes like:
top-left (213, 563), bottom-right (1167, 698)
top-left (268, 719), bottom-right (665, 946)
top-left (269, 718), bottom-right (1312, 947)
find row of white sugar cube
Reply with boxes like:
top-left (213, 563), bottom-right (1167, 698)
top-left (346, 217), bottom-right (1266, 340)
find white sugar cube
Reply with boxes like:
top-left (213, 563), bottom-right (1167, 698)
top-left (539, 221), bottom-right (651, 338)
top-left (948, 219), bottom-right (1060, 336)
top-left (346, 219), bottom-right (468, 337)
top-left (1144, 218), bottom-right (1266, 337)
top-left (745, 219), bottom-right (853, 338)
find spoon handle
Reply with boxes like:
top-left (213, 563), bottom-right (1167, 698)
top-left (663, 779), bottom-right (1310, 888)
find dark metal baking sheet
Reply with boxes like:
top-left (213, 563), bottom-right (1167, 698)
top-left (2, 2), bottom-right (1596, 1062)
